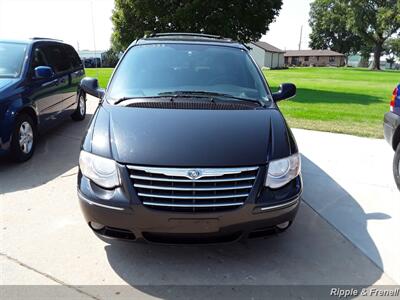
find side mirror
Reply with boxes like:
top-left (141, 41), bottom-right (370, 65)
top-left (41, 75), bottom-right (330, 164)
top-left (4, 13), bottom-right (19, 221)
top-left (34, 66), bottom-right (54, 79)
top-left (272, 83), bottom-right (296, 102)
top-left (80, 77), bottom-right (105, 99)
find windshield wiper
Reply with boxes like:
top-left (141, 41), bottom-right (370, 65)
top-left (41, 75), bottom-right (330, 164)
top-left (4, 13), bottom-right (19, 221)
top-left (158, 91), bottom-right (265, 107)
top-left (113, 95), bottom-right (169, 105)
top-left (113, 91), bottom-right (266, 107)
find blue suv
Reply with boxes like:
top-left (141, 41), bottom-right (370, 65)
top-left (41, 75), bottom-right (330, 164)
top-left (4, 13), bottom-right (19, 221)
top-left (384, 84), bottom-right (400, 190)
top-left (0, 38), bottom-right (86, 162)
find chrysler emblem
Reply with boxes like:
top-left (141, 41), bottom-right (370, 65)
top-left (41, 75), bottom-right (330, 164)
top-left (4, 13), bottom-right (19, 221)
top-left (187, 169), bottom-right (201, 179)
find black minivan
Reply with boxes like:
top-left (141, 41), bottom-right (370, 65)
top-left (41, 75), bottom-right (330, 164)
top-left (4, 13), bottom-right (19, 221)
top-left (0, 38), bottom-right (86, 161)
top-left (78, 33), bottom-right (302, 243)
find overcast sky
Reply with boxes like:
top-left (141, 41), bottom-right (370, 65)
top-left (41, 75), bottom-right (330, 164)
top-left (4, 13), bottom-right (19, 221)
top-left (0, 0), bottom-right (312, 51)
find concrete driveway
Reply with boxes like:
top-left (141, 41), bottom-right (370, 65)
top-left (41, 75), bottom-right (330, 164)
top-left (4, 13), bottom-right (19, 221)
top-left (0, 99), bottom-right (398, 299)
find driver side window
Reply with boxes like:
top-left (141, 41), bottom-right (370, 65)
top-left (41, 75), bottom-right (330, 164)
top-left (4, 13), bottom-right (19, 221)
top-left (31, 46), bottom-right (49, 78)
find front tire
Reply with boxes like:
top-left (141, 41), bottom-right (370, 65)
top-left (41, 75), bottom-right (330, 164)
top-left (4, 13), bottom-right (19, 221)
top-left (10, 114), bottom-right (37, 162)
top-left (71, 92), bottom-right (86, 121)
top-left (393, 143), bottom-right (400, 191)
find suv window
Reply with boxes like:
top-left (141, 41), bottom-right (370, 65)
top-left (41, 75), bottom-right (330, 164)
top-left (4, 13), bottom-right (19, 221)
top-left (42, 44), bottom-right (71, 74)
top-left (31, 47), bottom-right (48, 69)
top-left (30, 46), bottom-right (50, 78)
top-left (64, 45), bottom-right (82, 69)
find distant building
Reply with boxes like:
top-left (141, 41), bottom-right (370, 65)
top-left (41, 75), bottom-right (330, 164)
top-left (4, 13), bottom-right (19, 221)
top-left (78, 50), bottom-right (106, 68)
top-left (247, 41), bottom-right (285, 69)
top-left (347, 55), bottom-right (363, 67)
top-left (284, 50), bottom-right (345, 67)
top-left (347, 54), bottom-right (399, 70)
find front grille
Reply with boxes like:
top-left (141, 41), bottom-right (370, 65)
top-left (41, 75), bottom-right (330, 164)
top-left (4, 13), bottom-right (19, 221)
top-left (127, 165), bottom-right (259, 212)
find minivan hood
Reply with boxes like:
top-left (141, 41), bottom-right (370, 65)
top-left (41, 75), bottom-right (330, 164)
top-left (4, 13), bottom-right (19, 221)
top-left (89, 105), bottom-right (296, 167)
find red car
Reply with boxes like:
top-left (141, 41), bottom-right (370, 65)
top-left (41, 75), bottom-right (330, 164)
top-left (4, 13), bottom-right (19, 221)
top-left (383, 84), bottom-right (400, 190)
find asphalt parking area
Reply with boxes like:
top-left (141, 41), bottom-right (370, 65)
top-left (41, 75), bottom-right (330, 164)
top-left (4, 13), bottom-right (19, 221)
top-left (0, 99), bottom-right (398, 299)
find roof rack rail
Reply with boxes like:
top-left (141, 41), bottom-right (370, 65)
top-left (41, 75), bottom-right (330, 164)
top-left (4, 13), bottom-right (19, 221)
top-left (145, 32), bottom-right (230, 40)
top-left (30, 37), bottom-right (63, 42)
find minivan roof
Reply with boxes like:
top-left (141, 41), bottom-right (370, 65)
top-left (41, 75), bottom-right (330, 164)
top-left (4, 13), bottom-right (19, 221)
top-left (0, 38), bottom-right (64, 44)
top-left (132, 33), bottom-right (247, 50)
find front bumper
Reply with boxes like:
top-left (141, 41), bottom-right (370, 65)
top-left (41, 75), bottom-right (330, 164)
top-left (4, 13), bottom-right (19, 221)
top-left (77, 164), bottom-right (302, 244)
top-left (78, 190), bottom-right (300, 243)
top-left (384, 112), bottom-right (400, 149)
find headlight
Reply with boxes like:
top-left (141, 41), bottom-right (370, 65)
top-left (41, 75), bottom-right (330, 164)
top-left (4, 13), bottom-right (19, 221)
top-left (265, 153), bottom-right (301, 189)
top-left (79, 150), bottom-right (120, 189)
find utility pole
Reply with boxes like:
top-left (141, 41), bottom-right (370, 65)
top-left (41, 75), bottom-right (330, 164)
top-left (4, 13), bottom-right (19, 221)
top-left (298, 25), bottom-right (303, 50)
top-left (90, 0), bottom-right (100, 73)
top-left (0, 0), bottom-right (3, 36)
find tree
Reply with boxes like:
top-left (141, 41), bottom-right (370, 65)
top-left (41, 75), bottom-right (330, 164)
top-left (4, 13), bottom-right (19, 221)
top-left (384, 37), bottom-right (400, 69)
top-left (309, 0), bottom-right (362, 63)
top-left (309, 0), bottom-right (400, 70)
top-left (348, 0), bottom-right (400, 70)
top-left (102, 49), bottom-right (120, 68)
top-left (111, 0), bottom-right (283, 51)
top-left (386, 57), bottom-right (396, 69)
top-left (358, 43), bottom-right (374, 67)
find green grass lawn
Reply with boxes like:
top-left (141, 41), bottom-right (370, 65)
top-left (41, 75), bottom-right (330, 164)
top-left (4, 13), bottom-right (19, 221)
top-left (85, 67), bottom-right (399, 138)
top-left (85, 68), bottom-right (114, 89)
top-left (265, 68), bottom-right (398, 138)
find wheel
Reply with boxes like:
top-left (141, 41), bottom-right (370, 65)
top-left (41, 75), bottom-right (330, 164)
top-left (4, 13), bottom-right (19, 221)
top-left (71, 92), bottom-right (86, 121)
top-left (393, 143), bottom-right (400, 191)
top-left (10, 114), bottom-right (37, 162)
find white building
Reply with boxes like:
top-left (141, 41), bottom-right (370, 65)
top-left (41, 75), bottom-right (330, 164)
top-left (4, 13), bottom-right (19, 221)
top-left (347, 54), bottom-right (399, 70)
top-left (78, 50), bottom-right (107, 67)
top-left (247, 41), bottom-right (285, 69)
top-left (78, 50), bottom-right (106, 60)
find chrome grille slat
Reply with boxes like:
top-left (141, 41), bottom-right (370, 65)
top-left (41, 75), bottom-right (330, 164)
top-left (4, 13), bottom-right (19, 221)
top-left (138, 192), bottom-right (249, 200)
top-left (127, 165), bottom-right (258, 178)
top-left (134, 183), bottom-right (253, 191)
top-left (130, 175), bottom-right (256, 183)
top-left (127, 165), bottom-right (259, 212)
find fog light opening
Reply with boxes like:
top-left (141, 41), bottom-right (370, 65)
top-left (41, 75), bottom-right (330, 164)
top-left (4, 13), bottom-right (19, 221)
top-left (90, 222), bottom-right (105, 231)
top-left (276, 221), bottom-right (291, 230)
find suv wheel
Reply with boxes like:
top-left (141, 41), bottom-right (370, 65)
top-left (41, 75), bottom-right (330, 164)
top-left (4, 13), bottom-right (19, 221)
top-left (394, 143), bottom-right (400, 190)
top-left (11, 114), bottom-right (37, 162)
top-left (71, 92), bottom-right (86, 121)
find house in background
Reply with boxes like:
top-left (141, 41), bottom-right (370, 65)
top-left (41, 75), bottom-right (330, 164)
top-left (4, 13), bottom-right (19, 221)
top-left (247, 41), bottom-right (285, 69)
top-left (284, 50), bottom-right (345, 67)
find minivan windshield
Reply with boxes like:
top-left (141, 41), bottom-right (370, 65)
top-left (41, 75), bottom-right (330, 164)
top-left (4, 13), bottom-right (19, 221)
top-left (0, 42), bottom-right (27, 78)
top-left (108, 43), bottom-right (270, 102)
